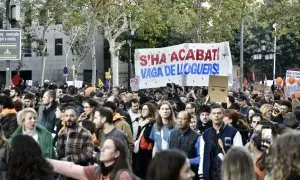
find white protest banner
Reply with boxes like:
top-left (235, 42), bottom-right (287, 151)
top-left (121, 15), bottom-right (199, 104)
top-left (67, 81), bottom-right (73, 87)
top-left (130, 78), bottom-right (139, 92)
top-left (26, 80), bottom-right (33, 86)
top-left (67, 81), bottom-right (83, 88)
top-left (134, 42), bottom-right (233, 89)
top-left (285, 70), bottom-right (300, 97)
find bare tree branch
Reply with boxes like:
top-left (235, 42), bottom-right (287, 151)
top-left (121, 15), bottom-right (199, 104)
top-left (111, 12), bottom-right (128, 40)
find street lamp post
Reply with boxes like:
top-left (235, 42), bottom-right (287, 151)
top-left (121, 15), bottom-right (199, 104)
top-left (253, 42), bottom-right (274, 84)
top-left (273, 23), bottom-right (277, 81)
top-left (127, 14), bottom-right (134, 91)
top-left (240, 20), bottom-right (244, 90)
top-left (5, 0), bottom-right (11, 88)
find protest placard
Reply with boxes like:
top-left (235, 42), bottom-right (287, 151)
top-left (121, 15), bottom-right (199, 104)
top-left (285, 70), bottom-right (300, 97)
top-left (130, 78), bottom-right (139, 92)
top-left (208, 75), bottom-right (228, 103)
top-left (134, 42), bottom-right (233, 89)
top-left (67, 81), bottom-right (83, 88)
top-left (26, 80), bottom-right (32, 86)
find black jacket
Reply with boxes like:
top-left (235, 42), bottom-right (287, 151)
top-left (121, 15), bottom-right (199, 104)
top-left (0, 109), bottom-right (18, 138)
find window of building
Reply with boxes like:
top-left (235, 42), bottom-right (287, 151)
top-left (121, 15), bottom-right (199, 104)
top-left (55, 38), bottom-right (63, 56)
top-left (22, 48), bottom-right (32, 57)
top-left (22, 37), bottom-right (32, 57)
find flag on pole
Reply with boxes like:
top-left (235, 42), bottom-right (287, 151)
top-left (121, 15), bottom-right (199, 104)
top-left (98, 78), bottom-right (104, 88)
top-left (12, 72), bottom-right (21, 87)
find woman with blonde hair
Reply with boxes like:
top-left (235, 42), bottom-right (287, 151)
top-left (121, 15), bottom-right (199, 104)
top-left (222, 146), bottom-right (254, 180)
top-left (150, 101), bottom-right (176, 156)
top-left (260, 104), bottom-right (273, 121)
top-left (10, 108), bottom-right (55, 158)
top-left (267, 131), bottom-right (300, 180)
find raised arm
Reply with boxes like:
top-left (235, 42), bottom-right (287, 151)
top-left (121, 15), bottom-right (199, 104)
top-left (47, 158), bottom-right (88, 180)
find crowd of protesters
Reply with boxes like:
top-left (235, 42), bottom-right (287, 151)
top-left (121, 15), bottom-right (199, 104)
top-left (0, 82), bottom-right (299, 180)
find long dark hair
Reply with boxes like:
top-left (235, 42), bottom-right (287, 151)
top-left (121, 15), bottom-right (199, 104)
top-left (146, 149), bottom-right (186, 180)
top-left (7, 135), bottom-right (53, 180)
top-left (141, 102), bottom-right (157, 122)
top-left (95, 138), bottom-right (133, 179)
top-left (156, 101), bottom-right (175, 130)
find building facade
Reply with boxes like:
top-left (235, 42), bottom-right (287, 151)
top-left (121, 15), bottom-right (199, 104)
top-left (0, 24), bottom-right (104, 87)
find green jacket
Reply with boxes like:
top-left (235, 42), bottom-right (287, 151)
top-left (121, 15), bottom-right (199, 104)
top-left (10, 125), bottom-right (55, 158)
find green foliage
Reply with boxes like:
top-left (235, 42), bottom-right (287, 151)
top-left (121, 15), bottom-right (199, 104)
top-left (20, 0), bottom-right (66, 56)
top-left (19, 0), bottom-right (300, 77)
top-left (259, 0), bottom-right (300, 35)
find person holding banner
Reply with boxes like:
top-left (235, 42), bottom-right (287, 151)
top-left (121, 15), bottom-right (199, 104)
top-left (150, 101), bottom-right (176, 156)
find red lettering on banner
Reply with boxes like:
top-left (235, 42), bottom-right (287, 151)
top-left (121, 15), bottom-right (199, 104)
top-left (150, 54), bottom-right (167, 65)
top-left (140, 48), bottom-right (221, 66)
top-left (178, 49), bottom-right (185, 61)
top-left (140, 55), bottom-right (147, 66)
top-left (171, 51), bottom-right (179, 62)
top-left (160, 53), bottom-right (166, 64)
top-left (204, 49), bottom-right (212, 61)
top-left (185, 49), bottom-right (195, 60)
top-left (196, 49), bottom-right (204, 61)
top-left (212, 49), bottom-right (218, 60)
top-left (151, 54), bottom-right (159, 65)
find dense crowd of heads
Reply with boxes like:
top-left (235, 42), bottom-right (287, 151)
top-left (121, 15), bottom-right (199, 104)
top-left (0, 83), bottom-right (299, 180)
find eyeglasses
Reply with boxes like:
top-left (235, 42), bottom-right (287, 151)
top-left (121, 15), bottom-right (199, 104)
top-left (252, 121), bottom-right (261, 124)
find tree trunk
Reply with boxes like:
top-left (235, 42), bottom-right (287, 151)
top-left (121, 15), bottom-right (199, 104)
top-left (40, 28), bottom-right (47, 86)
top-left (91, 30), bottom-right (96, 86)
top-left (110, 41), bottom-right (119, 86)
top-left (91, 16), bottom-right (97, 87)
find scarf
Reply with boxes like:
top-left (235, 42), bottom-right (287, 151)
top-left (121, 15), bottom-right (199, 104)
top-left (0, 108), bottom-right (17, 116)
top-left (100, 162), bottom-right (115, 176)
